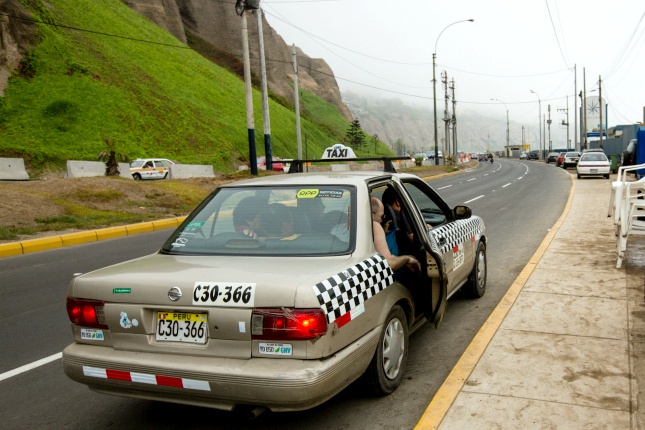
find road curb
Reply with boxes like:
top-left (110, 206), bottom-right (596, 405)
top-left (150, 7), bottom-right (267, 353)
top-left (0, 217), bottom-right (186, 258)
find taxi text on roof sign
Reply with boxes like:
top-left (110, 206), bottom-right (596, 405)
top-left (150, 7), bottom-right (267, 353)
top-left (321, 144), bottom-right (357, 159)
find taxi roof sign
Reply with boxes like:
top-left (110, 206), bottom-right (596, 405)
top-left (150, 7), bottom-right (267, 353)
top-left (321, 144), bottom-right (357, 160)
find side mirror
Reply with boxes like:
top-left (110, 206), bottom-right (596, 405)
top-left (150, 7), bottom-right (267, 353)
top-left (454, 205), bottom-right (472, 220)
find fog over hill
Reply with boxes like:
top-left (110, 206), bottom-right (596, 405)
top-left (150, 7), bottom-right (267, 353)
top-left (342, 91), bottom-right (543, 155)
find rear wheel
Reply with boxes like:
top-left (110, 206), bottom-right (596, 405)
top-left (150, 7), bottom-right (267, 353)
top-left (363, 305), bottom-right (408, 395)
top-left (463, 241), bottom-right (486, 298)
top-left (577, 173), bottom-right (581, 179)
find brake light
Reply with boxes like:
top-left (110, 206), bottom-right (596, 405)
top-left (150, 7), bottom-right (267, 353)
top-left (251, 308), bottom-right (327, 340)
top-left (66, 297), bottom-right (108, 329)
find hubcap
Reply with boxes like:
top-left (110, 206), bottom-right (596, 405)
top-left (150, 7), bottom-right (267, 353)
top-left (382, 317), bottom-right (405, 379)
top-left (477, 250), bottom-right (486, 289)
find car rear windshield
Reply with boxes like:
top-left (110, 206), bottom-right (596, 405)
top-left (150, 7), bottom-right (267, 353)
top-left (162, 185), bottom-right (355, 256)
top-left (580, 153), bottom-right (607, 161)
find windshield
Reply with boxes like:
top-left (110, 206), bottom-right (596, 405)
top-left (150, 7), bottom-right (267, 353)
top-left (130, 160), bottom-right (145, 168)
top-left (162, 185), bottom-right (355, 256)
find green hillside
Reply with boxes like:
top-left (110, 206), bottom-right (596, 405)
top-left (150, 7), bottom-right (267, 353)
top-left (0, 0), bottom-right (392, 174)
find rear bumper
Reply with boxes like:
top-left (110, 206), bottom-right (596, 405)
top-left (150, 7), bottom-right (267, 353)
top-left (62, 326), bottom-right (379, 412)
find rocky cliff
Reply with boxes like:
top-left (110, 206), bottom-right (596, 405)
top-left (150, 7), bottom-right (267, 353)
top-left (0, 0), bottom-right (37, 96)
top-left (123, 0), bottom-right (351, 120)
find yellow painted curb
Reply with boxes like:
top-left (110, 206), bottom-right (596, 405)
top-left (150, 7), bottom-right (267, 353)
top-left (152, 218), bottom-right (179, 230)
top-left (414, 175), bottom-right (576, 430)
top-left (125, 222), bottom-right (155, 235)
top-left (0, 242), bottom-right (23, 258)
top-left (21, 236), bottom-right (64, 254)
top-left (61, 231), bottom-right (98, 247)
top-left (95, 226), bottom-right (129, 241)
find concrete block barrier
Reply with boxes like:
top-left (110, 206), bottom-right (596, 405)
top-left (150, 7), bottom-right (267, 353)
top-left (0, 158), bottom-right (30, 180)
top-left (169, 164), bottom-right (215, 179)
top-left (66, 161), bottom-right (132, 178)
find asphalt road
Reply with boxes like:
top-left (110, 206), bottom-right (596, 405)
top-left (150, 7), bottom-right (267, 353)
top-left (0, 159), bottom-right (572, 429)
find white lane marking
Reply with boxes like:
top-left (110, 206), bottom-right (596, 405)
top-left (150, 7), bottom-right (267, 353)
top-left (502, 183), bottom-right (511, 188)
top-left (0, 352), bottom-right (62, 382)
top-left (467, 178), bottom-right (476, 182)
top-left (464, 195), bottom-right (484, 204)
top-left (484, 174), bottom-right (489, 176)
top-left (437, 185), bottom-right (453, 190)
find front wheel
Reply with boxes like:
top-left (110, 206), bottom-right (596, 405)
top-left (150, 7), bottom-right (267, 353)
top-left (363, 305), bottom-right (408, 396)
top-left (133, 173), bottom-right (142, 180)
top-left (463, 241), bottom-right (486, 298)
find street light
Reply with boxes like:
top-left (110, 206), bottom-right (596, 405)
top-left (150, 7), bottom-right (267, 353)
top-left (490, 98), bottom-right (509, 156)
top-left (530, 90), bottom-right (542, 159)
top-left (433, 19), bottom-right (474, 165)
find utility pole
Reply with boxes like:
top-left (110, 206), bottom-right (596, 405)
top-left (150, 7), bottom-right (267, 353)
top-left (599, 75), bottom-right (603, 147)
top-left (547, 105), bottom-right (552, 152)
top-left (442, 71), bottom-right (450, 162)
top-left (450, 78), bottom-right (458, 162)
top-left (583, 67), bottom-right (587, 150)
top-left (239, 5), bottom-right (257, 175)
top-left (574, 64), bottom-right (578, 151)
top-left (257, 8), bottom-right (272, 170)
top-left (292, 44), bottom-right (302, 160)
top-left (558, 96), bottom-right (570, 150)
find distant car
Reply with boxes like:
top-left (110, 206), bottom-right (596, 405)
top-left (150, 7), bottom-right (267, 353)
top-left (562, 152), bottom-right (581, 169)
top-left (527, 151), bottom-right (539, 161)
top-left (257, 156), bottom-right (285, 172)
top-left (576, 152), bottom-right (610, 179)
top-left (546, 152), bottom-right (560, 164)
top-left (556, 152), bottom-right (566, 167)
top-left (519, 152), bottom-right (527, 160)
top-left (426, 151), bottom-right (435, 159)
top-left (62, 151), bottom-right (488, 413)
top-left (130, 158), bottom-right (174, 180)
top-left (413, 153), bottom-right (428, 161)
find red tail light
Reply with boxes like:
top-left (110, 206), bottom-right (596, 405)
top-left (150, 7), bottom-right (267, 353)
top-left (66, 297), bottom-right (108, 329)
top-left (251, 308), bottom-right (327, 340)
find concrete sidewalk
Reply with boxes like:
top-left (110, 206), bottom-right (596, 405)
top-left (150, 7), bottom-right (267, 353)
top-left (416, 176), bottom-right (645, 429)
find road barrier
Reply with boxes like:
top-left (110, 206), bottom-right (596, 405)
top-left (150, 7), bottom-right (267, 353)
top-left (0, 158), bottom-right (30, 180)
top-left (169, 164), bottom-right (215, 179)
top-left (65, 161), bottom-right (132, 178)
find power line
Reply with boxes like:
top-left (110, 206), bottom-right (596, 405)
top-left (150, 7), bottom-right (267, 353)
top-left (544, 0), bottom-right (569, 68)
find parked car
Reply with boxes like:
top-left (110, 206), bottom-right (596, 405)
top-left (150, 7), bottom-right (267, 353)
top-left (562, 151), bottom-right (581, 169)
top-left (62, 152), bottom-right (487, 413)
top-left (129, 158), bottom-right (174, 180)
top-left (256, 156), bottom-right (286, 172)
top-left (413, 153), bottom-right (428, 161)
top-left (576, 152), bottom-right (610, 179)
top-left (546, 152), bottom-right (560, 164)
top-left (519, 151), bottom-right (527, 160)
top-left (527, 150), bottom-right (539, 160)
top-left (556, 152), bottom-right (567, 167)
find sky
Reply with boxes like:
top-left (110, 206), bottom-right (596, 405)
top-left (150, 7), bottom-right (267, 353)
top-left (261, 0), bottom-right (645, 150)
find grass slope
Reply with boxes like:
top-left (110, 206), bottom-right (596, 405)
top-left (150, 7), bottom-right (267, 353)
top-left (0, 0), bottom-right (392, 174)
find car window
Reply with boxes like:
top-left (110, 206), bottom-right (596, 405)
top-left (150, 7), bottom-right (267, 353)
top-left (581, 153), bottom-right (607, 161)
top-left (162, 185), bottom-right (355, 256)
top-left (130, 160), bottom-right (144, 168)
top-left (401, 180), bottom-right (449, 227)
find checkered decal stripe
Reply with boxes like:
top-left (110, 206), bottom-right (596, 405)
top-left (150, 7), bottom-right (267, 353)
top-left (313, 255), bottom-right (394, 324)
top-left (429, 217), bottom-right (485, 254)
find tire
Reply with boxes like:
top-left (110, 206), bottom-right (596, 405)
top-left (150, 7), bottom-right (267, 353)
top-left (577, 173), bottom-right (581, 179)
top-left (363, 305), bottom-right (408, 396)
top-left (133, 173), bottom-right (142, 180)
top-left (163, 171), bottom-right (168, 179)
top-left (463, 241), bottom-right (486, 298)
top-left (604, 174), bottom-right (610, 179)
